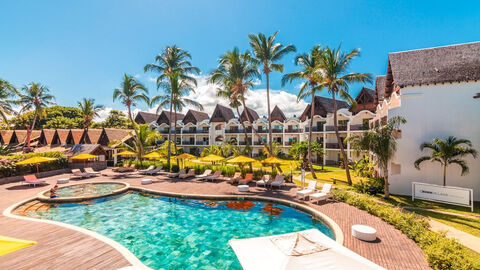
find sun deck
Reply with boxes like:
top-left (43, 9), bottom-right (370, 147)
top-left (0, 169), bottom-right (429, 270)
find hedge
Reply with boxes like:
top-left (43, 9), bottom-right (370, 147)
top-left (1, 151), bottom-right (68, 177)
top-left (332, 189), bottom-right (474, 270)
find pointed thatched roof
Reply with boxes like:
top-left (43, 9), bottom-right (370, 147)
top-left (39, 129), bottom-right (57, 145)
top-left (67, 129), bottom-right (85, 145)
top-left (238, 107), bottom-right (259, 122)
top-left (351, 87), bottom-right (376, 114)
top-left (270, 105), bottom-right (287, 122)
top-left (374, 76), bottom-right (386, 104)
top-left (182, 110), bottom-right (209, 124)
top-left (210, 104), bottom-right (235, 122)
top-left (0, 130), bottom-right (14, 145)
top-left (56, 129), bottom-right (70, 144)
top-left (299, 96), bottom-right (348, 121)
top-left (98, 128), bottom-right (133, 146)
top-left (134, 111), bottom-right (159, 124)
top-left (157, 111), bottom-right (185, 125)
top-left (80, 129), bottom-right (103, 144)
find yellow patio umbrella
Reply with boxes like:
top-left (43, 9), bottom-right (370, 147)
top-left (227, 155), bottom-right (256, 163)
top-left (144, 151), bottom-right (162, 159)
top-left (262, 156), bottom-right (287, 164)
top-left (15, 156), bottom-right (57, 174)
top-left (71, 153), bottom-right (98, 168)
top-left (114, 150), bottom-right (136, 156)
top-left (200, 154), bottom-right (225, 162)
top-left (0, 235), bottom-right (36, 256)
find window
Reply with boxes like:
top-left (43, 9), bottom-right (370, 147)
top-left (338, 120), bottom-right (348, 126)
top-left (391, 163), bottom-right (401, 175)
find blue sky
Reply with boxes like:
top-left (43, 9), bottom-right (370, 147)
top-left (1, 0), bottom-right (479, 117)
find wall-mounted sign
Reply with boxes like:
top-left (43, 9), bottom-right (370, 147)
top-left (412, 182), bottom-right (473, 212)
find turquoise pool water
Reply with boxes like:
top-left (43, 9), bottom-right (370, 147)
top-left (24, 192), bottom-right (334, 269)
top-left (43, 183), bottom-right (124, 198)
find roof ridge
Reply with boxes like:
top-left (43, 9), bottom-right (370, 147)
top-left (389, 41), bottom-right (480, 55)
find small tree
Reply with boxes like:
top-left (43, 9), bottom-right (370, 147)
top-left (414, 136), bottom-right (478, 186)
top-left (288, 141), bottom-right (323, 169)
top-left (347, 116), bottom-right (406, 199)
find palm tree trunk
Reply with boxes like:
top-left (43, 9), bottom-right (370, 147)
top-left (240, 97), bottom-right (271, 155)
top-left (25, 112), bottom-right (37, 150)
top-left (383, 165), bottom-right (389, 199)
top-left (308, 92), bottom-right (316, 179)
top-left (127, 105), bottom-right (143, 156)
top-left (332, 92), bottom-right (352, 185)
top-left (167, 97), bottom-right (173, 170)
top-left (235, 107), bottom-right (251, 157)
top-left (443, 164), bottom-right (447, 186)
top-left (266, 72), bottom-right (274, 157)
top-left (173, 107), bottom-right (179, 167)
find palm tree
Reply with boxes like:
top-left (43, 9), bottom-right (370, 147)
top-left (151, 72), bottom-right (203, 161)
top-left (347, 116), bottom-right (406, 198)
top-left (77, 98), bottom-right (105, 130)
top-left (113, 74), bottom-right (149, 155)
top-left (282, 45), bottom-right (324, 178)
top-left (248, 31), bottom-right (296, 154)
top-left (414, 136), bottom-right (478, 186)
top-left (144, 45), bottom-right (199, 170)
top-left (317, 44), bottom-right (372, 185)
top-left (0, 79), bottom-right (16, 127)
top-left (16, 82), bottom-right (55, 150)
top-left (110, 124), bottom-right (161, 161)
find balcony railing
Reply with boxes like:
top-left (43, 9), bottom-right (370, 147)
top-left (284, 128), bottom-right (302, 133)
top-left (254, 141), bottom-right (265, 145)
top-left (182, 141), bottom-right (194, 145)
top-left (325, 125), bottom-right (347, 131)
top-left (225, 129), bottom-right (240, 133)
top-left (349, 124), bottom-right (366, 131)
top-left (256, 129), bottom-right (268, 133)
top-left (196, 141), bottom-right (209, 145)
top-left (305, 126), bottom-right (324, 132)
top-left (183, 129), bottom-right (197, 134)
top-left (285, 141), bottom-right (297, 146)
top-left (272, 129), bottom-right (283, 133)
top-left (197, 129), bottom-right (209, 134)
top-left (326, 143), bottom-right (340, 149)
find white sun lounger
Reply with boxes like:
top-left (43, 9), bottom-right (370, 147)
top-left (84, 167), bottom-right (101, 177)
top-left (309, 183), bottom-right (333, 204)
top-left (205, 171), bottom-right (222, 182)
top-left (270, 175), bottom-right (285, 189)
top-left (256, 175), bottom-right (272, 187)
top-left (71, 169), bottom-right (91, 179)
top-left (196, 169), bottom-right (212, 180)
top-left (296, 180), bottom-right (317, 200)
top-left (142, 166), bottom-right (164, 175)
top-left (179, 169), bottom-right (196, 179)
top-left (138, 165), bottom-right (155, 173)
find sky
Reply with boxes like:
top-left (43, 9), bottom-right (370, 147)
top-left (1, 0), bottom-right (479, 120)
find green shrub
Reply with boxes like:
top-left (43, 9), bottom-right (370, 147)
top-left (1, 151), bottom-right (68, 177)
top-left (353, 178), bottom-right (384, 194)
top-left (332, 189), bottom-right (474, 270)
top-left (170, 164), bottom-right (179, 173)
top-left (123, 160), bottom-right (162, 169)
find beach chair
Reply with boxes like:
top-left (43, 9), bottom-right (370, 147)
top-left (238, 173), bottom-right (253, 185)
top-left (296, 180), bottom-right (317, 200)
top-left (227, 172), bottom-right (242, 184)
top-left (113, 164), bottom-right (130, 172)
top-left (71, 169), bottom-right (90, 179)
top-left (256, 175), bottom-right (272, 187)
top-left (22, 174), bottom-right (46, 187)
top-left (84, 167), bottom-right (101, 177)
top-left (168, 169), bottom-right (186, 178)
top-left (309, 184), bottom-right (333, 204)
top-left (138, 165), bottom-right (155, 173)
top-left (270, 175), bottom-right (285, 189)
top-left (179, 169), bottom-right (196, 179)
top-left (205, 171), bottom-right (222, 182)
top-left (142, 166), bottom-right (163, 175)
top-left (196, 169), bottom-right (212, 180)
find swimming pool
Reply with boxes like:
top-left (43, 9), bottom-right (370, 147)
top-left (42, 183), bottom-right (125, 198)
top-left (20, 192), bottom-right (334, 269)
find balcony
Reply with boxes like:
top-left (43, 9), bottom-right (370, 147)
top-left (159, 129), bottom-right (169, 134)
top-left (183, 129), bottom-right (197, 134)
top-left (196, 141), bottom-right (209, 145)
top-left (225, 128), bottom-right (240, 134)
top-left (256, 128), bottom-right (268, 133)
top-left (284, 128), bottom-right (302, 133)
top-left (182, 141), bottom-right (195, 145)
top-left (197, 129), bottom-right (209, 134)
top-left (325, 125), bottom-right (347, 132)
top-left (349, 124), bottom-right (367, 131)
top-left (326, 143), bottom-right (340, 149)
top-left (254, 141), bottom-right (265, 145)
top-left (305, 126), bottom-right (323, 132)
top-left (272, 129), bottom-right (283, 133)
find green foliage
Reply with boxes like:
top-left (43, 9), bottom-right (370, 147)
top-left (333, 189), bottom-right (475, 270)
top-left (353, 178), bottom-right (384, 194)
top-left (123, 160), bottom-right (162, 170)
top-left (1, 151), bottom-right (68, 177)
top-left (10, 105), bottom-right (83, 129)
top-left (349, 155), bottom-right (374, 177)
top-left (95, 110), bottom-right (132, 129)
top-left (44, 116), bottom-right (82, 129)
top-left (288, 141), bottom-right (323, 164)
top-left (0, 145), bottom-right (12, 155)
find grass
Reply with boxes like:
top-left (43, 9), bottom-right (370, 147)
top-left (408, 209), bottom-right (480, 238)
top-left (383, 194), bottom-right (480, 215)
top-left (464, 248), bottom-right (480, 269)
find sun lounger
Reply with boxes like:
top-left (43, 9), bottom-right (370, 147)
top-left (22, 174), bottom-right (46, 187)
top-left (141, 166), bottom-right (164, 175)
top-left (256, 175), bottom-right (272, 187)
top-left (113, 164), bottom-right (130, 172)
top-left (179, 169), bottom-right (196, 179)
top-left (238, 173), bottom-right (253, 185)
top-left (138, 165), bottom-right (155, 173)
top-left (205, 170), bottom-right (222, 182)
top-left (71, 169), bottom-right (90, 179)
top-left (309, 183), bottom-right (333, 204)
top-left (270, 175), bottom-right (285, 189)
top-left (168, 169), bottom-right (186, 178)
top-left (227, 172), bottom-right (242, 184)
top-left (196, 169), bottom-right (212, 180)
top-left (296, 180), bottom-right (317, 200)
top-left (84, 167), bottom-right (101, 176)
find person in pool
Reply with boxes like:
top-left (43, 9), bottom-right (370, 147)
top-left (50, 185), bottom-right (59, 198)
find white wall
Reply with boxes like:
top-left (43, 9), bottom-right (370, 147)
top-left (388, 82), bottom-right (480, 200)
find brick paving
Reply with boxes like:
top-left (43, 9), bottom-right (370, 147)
top-left (0, 169), bottom-right (430, 269)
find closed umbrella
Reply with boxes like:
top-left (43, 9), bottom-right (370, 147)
top-left (15, 156), bottom-right (57, 174)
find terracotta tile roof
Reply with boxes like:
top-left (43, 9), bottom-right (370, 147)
top-left (135, 111), bottom-right (159, 124)
top-left (0, 130), bottom-right (14, 145)
top-left (210, 104), bottom-right (235, 122)
top-left (374, 76), bottom-right (386, 104)
top-left (238, 107), bottom-right (259, 122)
top-left (299, 96), bottom-right (349, 121)
top-left (270, 105), bottom-right (287, 122)
top-left (56, 129), bottom-right (70, 144)
top-left (182, 110), bottom-right (209, 124)
top-left (387, 42), bottom-right (480, 88)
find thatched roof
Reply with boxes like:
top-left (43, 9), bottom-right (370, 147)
top-left (158, 111), bottom-right (185, 125)
top-left (56, 129), bottom-right (70, 144)
top-left (13, 130), bottom-right (28, 145)
top-left (351, 87), bottom-right (376, 113)
top-left (68, 129), bottom-right (85, 145)
top-left (81, 129), bottom-right (103, 144)
top-left (39, 129), bottom-right (57, 145)
top-left (182, 110), bottom-right (209, 124)
top-left (270, 105), bottom-right (287, 122)
top-left (238, 107), bottom-right (259, 122)
top-left (374, 76), bottom-right (386, 104)
top-left (299, 96), bottom-right (349, 121)
top-left (98, 128), bottom-right (132, 146)
top-left (210, 104), bottom-right (235, 122)
top-left (0, 130), bottom-right (14, 145)
top-left (134, 111), bottom-right (159, 124)
top-left (387, 41), bottom-right (480, 89)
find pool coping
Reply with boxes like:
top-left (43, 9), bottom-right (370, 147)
top-left (4, 183), bottom-right (344, 270)
top-left (36, 181), bottom-right (130, 202)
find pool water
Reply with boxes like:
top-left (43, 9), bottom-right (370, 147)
top-left (24, 192), bottom-right (334, 270)
top-left (43, 183), bottom-right (125, 198)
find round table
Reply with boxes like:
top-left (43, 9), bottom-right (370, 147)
top-left (237, 185), bottom-right (249, 192)
top-left (57, 178), bottom-right (69, 184)
top-left (141, 179), bottom-right (153, 185)
top-left (352, 224), bottom-right (377, 242)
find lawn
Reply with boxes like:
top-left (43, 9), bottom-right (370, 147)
top-left (408, 209), bottom-right (480, 238)
top-left (382, 194), bottom-right (480, 215)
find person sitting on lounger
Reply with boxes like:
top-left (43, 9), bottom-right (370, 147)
top-left (50, 185), bottom-right (59, 198)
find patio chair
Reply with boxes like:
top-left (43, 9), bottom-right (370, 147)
top-left (256, 175), bottom-right (272, 187)
top-left (196, 169), bottom-right (212, 180)
top-left (309, 183), bottom-right (333, 204)
top-left (141, 166), bottom-right (164, 175)
top-left (168, 169), bottom-right (186, 178)
top-left (71, 169), bottom-right (90, 179)
top-left (238, 173), bottom-right (253, 185)
top-left (227, 172), bottom-right (242, 184)
top-left (22, 174), bottom-right (46, 187)
top-left (138, 165), bottom-right (155, 173)
top-left (84, 167), bottom-right (101, 177)
top-left (205, 170), bottom-right (222, 182)
top-left (296, 180), bottom-right (318, 200)
top-left (270, 175), bottom-right (285, 189)
top-left (179, 169), bottom-right (196, 179)
top-left (112, 164), bottom-right (130, 172)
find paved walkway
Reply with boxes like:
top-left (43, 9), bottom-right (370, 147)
top-left (428, 219), bottom-right (480, 253)
top-left (0, 169), bottom-right (430, 270)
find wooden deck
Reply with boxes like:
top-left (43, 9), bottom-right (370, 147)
top-left (0, 169), bottom-right (430, 270)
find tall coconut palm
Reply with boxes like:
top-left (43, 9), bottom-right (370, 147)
top-left (144, 45), bottom-right (199, 169)
top-left (414, 136), bottom-right (478, 186)
top-left (210, 48), bottom-right (271, 156)
top-left (282, 45), bottom-right (324, 178)
top-left (77, 98), bottom-right (105, 130)
top-left (151, 72), bottom-right (203, 161)
top-left (248, 31), bottom-right (296, 154)
top-left (347, 116), bottom-right (406, 198)
top-left (113, 74), bottom-right (149, 155)
top-left (0, 79), bottom-right (16, 127)
top-left (16, 82), bottom-right (55, 150)
top-left (317, 45), bottom-right (372, 185)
